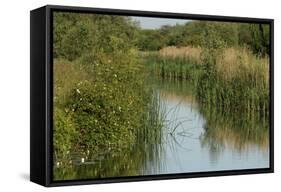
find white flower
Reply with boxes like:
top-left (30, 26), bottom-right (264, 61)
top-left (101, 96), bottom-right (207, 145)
top-left (76, 89), bottom-right (80, 94)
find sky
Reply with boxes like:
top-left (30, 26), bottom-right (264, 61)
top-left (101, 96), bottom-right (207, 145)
top-left (131, 16), bottom-right (189, 29)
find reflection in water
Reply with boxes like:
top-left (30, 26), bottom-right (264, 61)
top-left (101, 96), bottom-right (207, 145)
top-left (200, 107), bottom-right (269, 165)
top-left (54, 143), bottom-right (164, 179)
top-left (54, 79), bottom-right (269, 180)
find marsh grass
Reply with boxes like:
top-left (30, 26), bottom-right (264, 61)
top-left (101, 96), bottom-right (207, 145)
top-left (143, 54), bottom-right (202, 82)
top-left (139, 90), bottom-right (165, 144)
top-left (143, 46), bottom-right (269, 116)
top-left (198, 47), bottom-right (269, 115)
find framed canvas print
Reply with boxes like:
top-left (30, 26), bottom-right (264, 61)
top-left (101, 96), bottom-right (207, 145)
top-left (30, 5), bottom-right (274, 187)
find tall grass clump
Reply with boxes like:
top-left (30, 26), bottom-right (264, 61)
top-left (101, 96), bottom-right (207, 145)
top-left (196, 25), bottom-right (269, 116)
top-left (137, 90), bottom-right (166, 145)
top-left (197, 46), bottom-right (269, 116)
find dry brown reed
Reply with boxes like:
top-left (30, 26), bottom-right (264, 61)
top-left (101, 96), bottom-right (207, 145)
top-left (216, 47), bottom-right (269, 85)
top-left (159, 46), bottom-right (202, 61)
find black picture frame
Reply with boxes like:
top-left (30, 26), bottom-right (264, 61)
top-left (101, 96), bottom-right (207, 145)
top-left (30, 4), bottom-right (274, 187)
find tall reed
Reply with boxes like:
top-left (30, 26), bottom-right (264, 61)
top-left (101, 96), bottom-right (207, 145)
top-left (143, 46), bottom-right (269, 116)
top-left (197, 47), bottom-right (269, 116)
top-left (143, 47), bottom-right (202, 84)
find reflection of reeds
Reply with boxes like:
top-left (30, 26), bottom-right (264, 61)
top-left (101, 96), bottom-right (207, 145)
top-left (160, 91), bottom-right (197, 108)
top-left (200, 107), bottom-right (269, 154)
top-left (156, 90), bottom-right (195, 137)
top-left (149, 79), bottom-right (269, 168)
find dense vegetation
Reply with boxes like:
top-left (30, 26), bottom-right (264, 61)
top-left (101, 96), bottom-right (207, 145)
top-left (143, 22), bottom-right (270, 116)
top-left (137, 21), bottom-right (270, 56)
top-left (53, 12), bottom-right (163, 175)
top-left (53, 12), bottom-right (270, 180)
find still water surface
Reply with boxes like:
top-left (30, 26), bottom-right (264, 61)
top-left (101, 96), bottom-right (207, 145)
top-left (54, 79), bottom-right (269, 180)
top-left (147, 80), bottom-right (269, 174)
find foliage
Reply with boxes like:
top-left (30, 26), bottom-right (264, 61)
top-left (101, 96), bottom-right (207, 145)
top-left (63, 55), bottom-right (151, 153)
top-left (136, 20), bottom-right (270, 56)
top-left (53, 12), bottom-right (139, 61)
top-left (141, 21), bottom-right (270, 116)
top-left (53, 12), bottom-right (164, 171)
top-left (137, 29), bottom-right (166, 51)
top-left (53, 12), bottom-right (270, 180)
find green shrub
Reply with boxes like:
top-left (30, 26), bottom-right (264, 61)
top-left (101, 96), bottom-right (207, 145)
top-left (60, 22), bottom-right (93, 61)
top-left (66, 80), bottom-right (136, 152)
top-left (58, 50), bottom-right (154, 154)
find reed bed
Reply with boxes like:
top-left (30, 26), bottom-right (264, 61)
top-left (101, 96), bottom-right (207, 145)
top-left (143, 46), bottom-right (270, 116)
top-left (216, 47), bottom-right (269, 84)
top-left (143, 49), bottom-right (202, 83)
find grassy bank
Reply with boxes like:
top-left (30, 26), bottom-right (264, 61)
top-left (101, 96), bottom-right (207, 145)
top-left (143, 46), bottom-right (269, 116)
